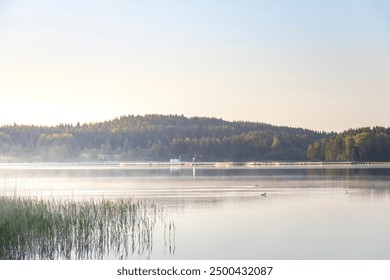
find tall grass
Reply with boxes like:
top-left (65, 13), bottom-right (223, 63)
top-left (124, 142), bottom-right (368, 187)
top-left (0, 196), bottom-right (170, 260)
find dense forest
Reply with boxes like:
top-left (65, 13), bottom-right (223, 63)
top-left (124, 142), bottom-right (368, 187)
top-left (0, 114), bottom-right (326, 162)
top-left (307, 127), bottom-right (390, 161)
top-left (0, 114), bottom-right (389, 162)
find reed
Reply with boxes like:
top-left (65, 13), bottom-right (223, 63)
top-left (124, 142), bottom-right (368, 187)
top-left (0, 196), bottom-right (169, 260)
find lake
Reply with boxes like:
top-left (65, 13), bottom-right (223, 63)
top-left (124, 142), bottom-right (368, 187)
top-left (1, 163), bottom-right (390, 260)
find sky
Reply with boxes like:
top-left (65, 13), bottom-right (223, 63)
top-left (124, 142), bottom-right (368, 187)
top-left (0, 0), bottom-right (390, 132)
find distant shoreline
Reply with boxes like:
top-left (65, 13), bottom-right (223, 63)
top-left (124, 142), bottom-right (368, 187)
top-left (1, 161), bottom-right (390, 169)
top-left (119, 161), bottom-right (390, 168)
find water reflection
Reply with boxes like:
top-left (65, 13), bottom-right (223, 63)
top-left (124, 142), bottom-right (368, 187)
top-left (1, 165), bottom-right (390, 207)
top-left (2, 164), bottom-right (390, 179)
top-left (0, 197), bottom-right (175, 260)
top-left (1, 164), bottom-right (390, 259)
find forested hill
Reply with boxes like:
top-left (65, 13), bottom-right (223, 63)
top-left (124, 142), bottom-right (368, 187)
top-left (307, 127), bottom-right (390, 161)
top-left (0, 114), bottom-right (327, 162)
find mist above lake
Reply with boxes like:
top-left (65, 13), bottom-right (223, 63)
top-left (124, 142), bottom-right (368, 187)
top-left (1, 164), bottom-right (390, 259)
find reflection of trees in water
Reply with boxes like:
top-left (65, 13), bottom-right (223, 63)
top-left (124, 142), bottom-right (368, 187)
top-left (305, 167), bottom-right (390, 178)
top-left (0, 197), bottom-right (175, 260)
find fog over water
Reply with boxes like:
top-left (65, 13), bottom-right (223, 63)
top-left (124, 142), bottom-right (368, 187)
top-left (1, 163), bottom-right (390, 259)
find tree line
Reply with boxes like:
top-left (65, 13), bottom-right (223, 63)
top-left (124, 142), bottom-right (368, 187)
top-left (306, 127), bottom-right (390, 161)
top-left (1, 114), bottom-right (389, 162)
top-left (0, 114), bottom-right (326, 162)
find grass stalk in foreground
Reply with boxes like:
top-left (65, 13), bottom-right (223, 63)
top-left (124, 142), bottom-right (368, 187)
top-left (0, 196), bottom-right (167, 260)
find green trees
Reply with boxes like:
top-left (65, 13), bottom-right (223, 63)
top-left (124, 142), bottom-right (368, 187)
top-left (0, 132), bottom-right (14, 157)
top-left (0, 132), bottom-right (13, 145)
top-left (36, 133), bottom-right (80, 161)
top-left (306, 127), bottom-right (390, 162)
top-left (0, 115), bottom-right (327, 162)
top-left (4, 116), bottom-right (390, 162)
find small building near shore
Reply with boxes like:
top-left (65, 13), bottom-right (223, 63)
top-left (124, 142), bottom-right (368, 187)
top-left (170, 156), bottom-right (181, 164)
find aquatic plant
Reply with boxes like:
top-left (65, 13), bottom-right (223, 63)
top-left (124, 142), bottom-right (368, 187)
top-left (0, 196), bottom-right (171, 260)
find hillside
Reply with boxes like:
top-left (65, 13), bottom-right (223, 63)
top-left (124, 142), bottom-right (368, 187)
top-left (307, 127), bottom-right (390, 161)
top-left (0, 114), bottom-right (327, 162)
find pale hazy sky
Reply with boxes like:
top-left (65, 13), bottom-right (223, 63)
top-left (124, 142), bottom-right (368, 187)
top-left (1, 0), bottom-right (390, 131)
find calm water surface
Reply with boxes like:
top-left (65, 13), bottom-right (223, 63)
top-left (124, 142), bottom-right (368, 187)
top-left (1, 164), bottom-right (390, 260)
